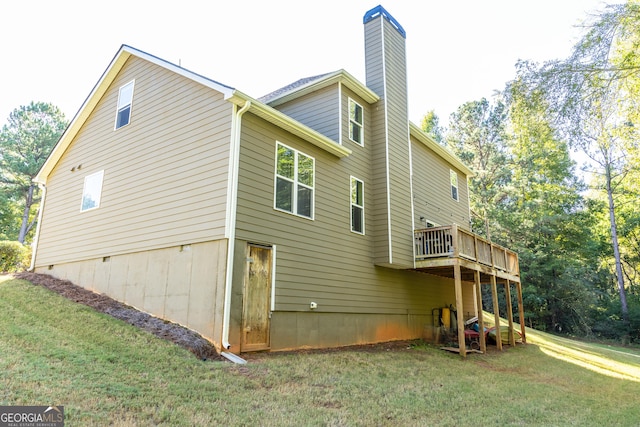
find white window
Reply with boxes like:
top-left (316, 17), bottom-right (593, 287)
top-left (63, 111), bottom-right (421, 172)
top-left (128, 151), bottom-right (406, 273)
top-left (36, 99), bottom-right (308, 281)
top-left (81, 170), bottom-right (104, 212)
top-left (450, 169), bottom-right (459, 201)
top-left (350, 177), bottom-right (364, 234)
top-left (274, 142), bottom-right (314, 219)
top-left (349, 98), bottom-right (364, 145)
top-left (115, 80), bottom-right (135, 129)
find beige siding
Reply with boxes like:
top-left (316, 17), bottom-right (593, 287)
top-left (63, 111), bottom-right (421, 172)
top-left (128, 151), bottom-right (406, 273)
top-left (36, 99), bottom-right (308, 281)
top-left (270, 276), bottom-right (476, 351)
top-left (383, 17), bottom-right (413, 268)
top-left (364, 15), bottom-right (414, 268)
top-left (365, 19), bottom-right (392, 266)
top-left (35, 57), bottom-right (234, 266)
top-left (270, 84), bottom-right (340, 142)
top-left (34, 240), bottom-right (228, 349)
top-left (411, 137), bottom-right (471, 229)
top-left (234, 113), bottom-right (464, 323)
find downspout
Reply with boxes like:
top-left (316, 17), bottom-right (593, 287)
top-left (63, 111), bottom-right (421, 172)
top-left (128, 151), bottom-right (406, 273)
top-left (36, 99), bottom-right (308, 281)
top-left (222, 100), bottom-right (251, 351)
top-left (28, 183), bottom-right (47, 272)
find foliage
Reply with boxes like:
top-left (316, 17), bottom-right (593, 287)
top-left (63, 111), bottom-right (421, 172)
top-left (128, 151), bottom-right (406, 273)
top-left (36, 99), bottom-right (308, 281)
top-left (498, 78), bottom-right (605, 335)
top-left (0, 102), bottom-right (67, 243)
top-left (0, 195), bottom-right (21, 240)
top-left (445, 98), bottom-right (511, 238)
top-left (420, 110), bottom-right (445, 144)
top-left (508, 1), bottom-right (640, 333)
top-left (521, 3), bottom-right (640, 142)
top-left (591, 293), bottom-right (640, 343)
top-left (446, 74), bottom-right (619, 336)
top-left (614, 135), bottom-right (640, 294)
top-left (0, 241), bottom-right (31, 272)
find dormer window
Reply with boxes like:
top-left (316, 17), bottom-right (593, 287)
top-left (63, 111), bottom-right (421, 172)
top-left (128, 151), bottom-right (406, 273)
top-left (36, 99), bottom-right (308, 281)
top-left (349, 98), bottom-right (364, 146)
top-left (115, 80), bottom-right (135, 129)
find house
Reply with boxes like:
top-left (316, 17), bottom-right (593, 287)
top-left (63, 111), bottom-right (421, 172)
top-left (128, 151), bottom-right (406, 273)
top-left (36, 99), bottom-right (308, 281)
top-left (31, 5), bottom-right (525, 358)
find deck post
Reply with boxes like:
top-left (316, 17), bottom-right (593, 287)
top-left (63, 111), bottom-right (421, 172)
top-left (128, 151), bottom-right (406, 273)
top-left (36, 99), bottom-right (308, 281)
top-left (474, 270), bottom-right (486, 353)
top-left (451, 223), bottom-right (460, 258)
top-left (515, 279), bottom-right (527, 344)
top-left (473, 234), bottom-right (479, 263)
top-left (490, 274), bottom-right (502, 351)
top-left (454, 262), bottom-right (466, 357)
top-left (505, 279), bottom-right (516, 346)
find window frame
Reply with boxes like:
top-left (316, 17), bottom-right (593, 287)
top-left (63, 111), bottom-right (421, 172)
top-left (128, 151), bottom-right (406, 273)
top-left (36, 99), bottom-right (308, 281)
top-left (348, 98), bottom-right (364, 146)
top-left (450, 169), bottom-right (459, 202)
top-left (115, 80), bottom-right (135, 129)
top-left (274, 142), bottom-right (315, 220)
top-left (80, 170), bottom-right (105, 212)
top-left (350, 176), bottom-right (365, 234)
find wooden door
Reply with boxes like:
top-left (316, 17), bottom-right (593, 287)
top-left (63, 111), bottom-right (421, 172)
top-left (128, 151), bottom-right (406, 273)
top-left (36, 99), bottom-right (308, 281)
top-left (241, 244), bottom-right (273, 352)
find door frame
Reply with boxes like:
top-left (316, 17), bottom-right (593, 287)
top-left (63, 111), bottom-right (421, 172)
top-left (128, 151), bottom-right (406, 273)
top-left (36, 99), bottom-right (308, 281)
top-left (240, 243), bottom-right (274, 352)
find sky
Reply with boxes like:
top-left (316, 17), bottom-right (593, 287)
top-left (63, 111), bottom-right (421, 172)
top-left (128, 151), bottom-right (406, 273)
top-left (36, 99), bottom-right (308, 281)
top-left (1, 0), bottom-right (615, 129)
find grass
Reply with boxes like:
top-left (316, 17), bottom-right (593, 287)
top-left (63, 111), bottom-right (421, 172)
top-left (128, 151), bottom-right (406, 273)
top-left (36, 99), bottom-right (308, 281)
top-left (1, 275), bottom-right (639, 426)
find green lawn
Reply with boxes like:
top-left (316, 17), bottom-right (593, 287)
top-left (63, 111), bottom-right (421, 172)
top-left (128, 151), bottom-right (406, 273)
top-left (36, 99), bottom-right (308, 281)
top-left (1, 275), bottom-right (639, 426)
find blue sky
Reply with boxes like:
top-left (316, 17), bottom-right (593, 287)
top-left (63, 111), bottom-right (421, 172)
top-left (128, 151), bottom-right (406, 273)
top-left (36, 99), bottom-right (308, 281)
top-left (1, 0), bottom-right (613, 128)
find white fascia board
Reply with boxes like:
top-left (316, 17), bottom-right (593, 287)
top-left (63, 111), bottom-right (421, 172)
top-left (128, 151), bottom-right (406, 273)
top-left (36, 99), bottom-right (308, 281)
top-left (226, 91), bottom-right (352, 158)
top-left (34, 45), bottom-right (236, 184)
top-left (409, 122), bottom-right (474, 177)
top-left (35, 47), bottom-right (132, 184)
top-left (125, 45), bottom-right (235, 98)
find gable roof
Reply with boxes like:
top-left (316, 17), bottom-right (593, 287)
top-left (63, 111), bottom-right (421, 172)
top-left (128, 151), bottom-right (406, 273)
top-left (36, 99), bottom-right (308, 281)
top-left (259, 69), bottom-right (379, 107)
top-left (258, 72), bottom-right (334, 104)
top-left (35, 45), bottom-right (351, 184)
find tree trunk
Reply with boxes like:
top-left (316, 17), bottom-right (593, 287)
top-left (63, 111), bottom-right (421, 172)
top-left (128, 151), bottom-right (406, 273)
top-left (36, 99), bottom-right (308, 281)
top-left (605, 165), bottom-right (629, 324)
top-left (18, 184), bottom-right (34, 244)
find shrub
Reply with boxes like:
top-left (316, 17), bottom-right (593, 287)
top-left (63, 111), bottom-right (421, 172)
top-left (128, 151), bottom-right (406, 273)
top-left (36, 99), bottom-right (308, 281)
top-left (0, 241), bottom-right (31, 273)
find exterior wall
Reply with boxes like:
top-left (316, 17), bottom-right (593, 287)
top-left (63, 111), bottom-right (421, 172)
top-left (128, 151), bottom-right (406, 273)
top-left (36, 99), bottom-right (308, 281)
top-left (270, 275), bottom-right (477, 351)
top-left (31, 8), bottom-right (483, 355)
top-left (232, 112), bottom-right (475, 351)
top-left (35, 56), bottom-right (234, 267)
top-left (269, 84), bottom-right (340, 143)
top-left (34, 240), bottom-right (228, 348)
top-left (411, 137), bottom-right (471, 229)
top-left (365, 13), bottom-right (414, 269)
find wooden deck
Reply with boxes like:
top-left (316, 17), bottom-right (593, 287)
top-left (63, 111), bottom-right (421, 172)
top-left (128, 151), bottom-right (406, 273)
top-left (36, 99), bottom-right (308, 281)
top-left (414, 224), bottom-right (526, 357)
top-left (415, 225), bottom-right (520, 280)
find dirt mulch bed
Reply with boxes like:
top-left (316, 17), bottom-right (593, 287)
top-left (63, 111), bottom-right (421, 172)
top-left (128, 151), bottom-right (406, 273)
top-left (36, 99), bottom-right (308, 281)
top-left (15, 272), bottom-right (225, 362)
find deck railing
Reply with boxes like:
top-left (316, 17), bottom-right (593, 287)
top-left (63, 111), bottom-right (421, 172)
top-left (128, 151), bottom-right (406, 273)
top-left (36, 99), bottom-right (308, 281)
top-left (415, 225), bottom-right (519, 276)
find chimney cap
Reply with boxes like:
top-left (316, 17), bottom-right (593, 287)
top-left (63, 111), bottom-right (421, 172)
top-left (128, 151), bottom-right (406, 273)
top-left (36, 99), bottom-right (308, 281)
top-left (363, 5), bottom-right (406, 38)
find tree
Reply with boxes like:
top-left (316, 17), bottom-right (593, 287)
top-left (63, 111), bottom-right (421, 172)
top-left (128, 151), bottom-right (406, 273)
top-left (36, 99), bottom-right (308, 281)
top-left (420, 110), bottom-right (445, 145)
top-left (616, 152), bottom-right (640, 293)
top-left (0, 192), bottom-right (20, 240)
top-left (0, 102), bottom-right (67, 244)
top-left (445, 98), bottom-right (511, 239)
top-left (502, 78), bottom-right (602, 334)
top-left (517, 1), bottom-right (640, 328)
